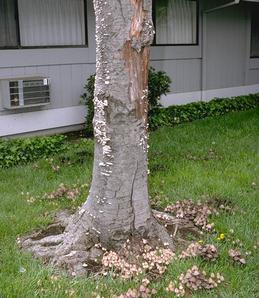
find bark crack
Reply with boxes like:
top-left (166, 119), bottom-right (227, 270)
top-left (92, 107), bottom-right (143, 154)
top-left (116, 0), bottom-right (126, 23)
top-left (130, 161), bottom-right (138, 231)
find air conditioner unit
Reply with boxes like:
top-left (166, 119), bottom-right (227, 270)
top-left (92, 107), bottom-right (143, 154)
top-left (0, 77), bottom-right (51, 109)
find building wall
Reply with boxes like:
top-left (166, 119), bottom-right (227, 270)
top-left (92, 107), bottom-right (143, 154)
top-left (205, 4), bottom-right (248, 90)
top-left (205, 1), bottom-right (259, 98)
top-left (0, 0), bottom-right (259, 137)
top-left (159, 1), bottom-right (259, 106)
top-left (204, 2), bottom-right (259, 89)
top-left (0, 1), bottom-right (96, 136)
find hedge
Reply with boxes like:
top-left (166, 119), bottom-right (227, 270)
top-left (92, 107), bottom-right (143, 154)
top-left (149, 94), bottom-right (259, 130)
top-left (0, 135), bottom-right (67, 169)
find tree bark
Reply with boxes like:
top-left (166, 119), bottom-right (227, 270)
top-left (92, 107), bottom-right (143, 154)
top-left (88, 0), bottom-right (154, 245)
top-left (20, 0), bottom-right (174, 276)
top-left (80, 0), bottom-right (168, 246)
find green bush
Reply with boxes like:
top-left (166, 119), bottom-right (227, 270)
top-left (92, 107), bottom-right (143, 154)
top-left (57, 138), bottom-right (94, 166)
top-left (149, 94), bottom-right (259, 130)
top-left (81, 74), bottom-right (95, 137)
top-left (147, 67), bottom-right (171, 109)
top-left (81, 67), bottom-right (171, 136)
top-left (0, 135), bottom-right (68, 168)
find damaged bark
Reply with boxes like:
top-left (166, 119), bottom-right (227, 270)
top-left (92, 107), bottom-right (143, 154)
top-left (19, 0), bottom-right (175, 276)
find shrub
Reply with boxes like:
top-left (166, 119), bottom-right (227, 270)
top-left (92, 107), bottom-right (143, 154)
top-left (0, 135), bottom-right (67, 169)
top-left (81, 74), bottom-right (95, 137)
top-left (149, 94), bottom-right (259, 130)
top-left (57, 138), bottom-right (94, 166)
top-left (148, 67), bottom-right (171, 109)
top-left (81, 67), bottom-right (171, 136)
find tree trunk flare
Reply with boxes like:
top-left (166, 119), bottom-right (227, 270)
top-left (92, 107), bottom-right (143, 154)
top-left (19, 0), bottom-right (174, 276)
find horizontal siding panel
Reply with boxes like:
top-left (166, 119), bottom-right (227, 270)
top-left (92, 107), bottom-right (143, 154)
top-left (151, 59), bottom-right (201, 93)
top-left (248, 58), bottom-right (259, 70)
top-left (151, 46), bottom-right (201, 60)
top-left (246, 69), bottom-right (259, 85)
top-left (0, 48), bottom-right (96, 69)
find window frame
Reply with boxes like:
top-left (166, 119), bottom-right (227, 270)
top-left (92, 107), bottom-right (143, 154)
top-left (250, 4), bottom-right (259, 58)
top-left (152, 0), bottom-right (199, 47)
top-left (0, 0), bottom-right (88, 50)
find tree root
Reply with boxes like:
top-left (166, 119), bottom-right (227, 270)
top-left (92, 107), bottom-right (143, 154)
top-left (152, 209), bottom-right (201, 248)
top-left (152, 210), bottom-right (200, 235)
top-left (18, 209), bottom-right (200, 276)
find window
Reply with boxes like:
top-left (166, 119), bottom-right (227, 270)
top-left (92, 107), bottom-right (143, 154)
top-left (153, 0), bottom-right (198, 46)
top-left (251, 6), bottom-right (259, 58)
top-left (0, 0), bottom-right (87, 48)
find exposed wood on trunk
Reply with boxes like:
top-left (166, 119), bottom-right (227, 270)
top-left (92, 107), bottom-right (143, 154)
top-left (124, 0), bottom-right (150, 121)
top-left (123, 42), bottom-right (149, 120)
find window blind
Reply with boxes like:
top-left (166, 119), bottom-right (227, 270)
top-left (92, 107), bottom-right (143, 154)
top-left (251, 6), bottom-right (259, 57)
top-left (0, 0), bottom-right (18, 47)
top-left (155, 0), bottom-right (197, 45)
top-left (18, 0), bottom-right (86, 47)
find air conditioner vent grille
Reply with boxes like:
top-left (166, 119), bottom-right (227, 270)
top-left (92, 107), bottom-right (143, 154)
top-left (1, 77), bottom-right (51, 109)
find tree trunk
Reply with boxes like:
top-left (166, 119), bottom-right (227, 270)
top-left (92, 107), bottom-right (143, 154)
top-left (20, 0), bottom-right (174, 276)
top-left (87, 0), bottom-right (154, 245)
top-left (62, 0), bottom-right (150, 244)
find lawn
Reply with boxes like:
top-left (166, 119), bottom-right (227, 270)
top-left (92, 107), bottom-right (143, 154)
top-left (0, 109), bottom-right (258, 298)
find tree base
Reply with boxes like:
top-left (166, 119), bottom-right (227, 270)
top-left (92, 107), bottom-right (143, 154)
top-left (18, 209), bottom-right (200, 277)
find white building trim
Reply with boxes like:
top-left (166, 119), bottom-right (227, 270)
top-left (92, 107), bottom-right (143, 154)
top-left (202, 84), bottom-right (259, 101)
top-left (161, 84), bottom-right (259, 107)
top-left (161, 91), bottom-right (202, 106)
top-left (0, 105), bottom-right (86, 137)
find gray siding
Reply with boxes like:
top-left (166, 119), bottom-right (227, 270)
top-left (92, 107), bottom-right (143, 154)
top-left (151, 59), bottom-right (201, 93)
top-left (247, 68), bottom-right (259, 84)
top-left (151, 1), bottom-right (259, 94)
top-left (0, 0), bottom-right (258, 135)
top-left (204, 4), bottom-right (248, 90)
top-left (0, 0), bottom-right (96, 116)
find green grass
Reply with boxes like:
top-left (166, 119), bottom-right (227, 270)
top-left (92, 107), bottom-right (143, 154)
top-left (0, 109), bottom-right (258, 297)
